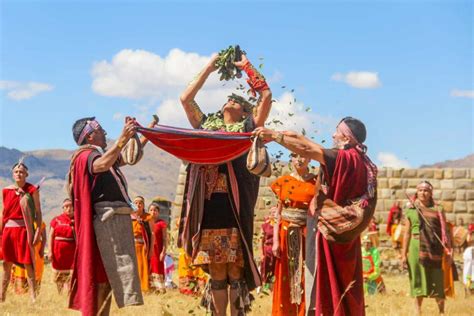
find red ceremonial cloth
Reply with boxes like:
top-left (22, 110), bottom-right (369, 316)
top-left (315, 148), bottom-right (368, 316)
top-left (68, 150), bottom-right (108, 316)
top-left (1, 183), bottom-right (36, 265)
top-left (150, 219), bottom-right (167, 275)
top-left (137, 125), bottom-right (252, 164)
top-left (50, 213), bottom-right (76, 270)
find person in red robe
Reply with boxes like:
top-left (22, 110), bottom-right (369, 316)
top-left (254, 116), bottom-right (377, 316)
top-left (149, 199), bottom-right (170, 293)
top-left (49, 198), bottom-right (76, 294)
top-left (259, 208), bottom-right (276, 293)
top-left (68, 116), bottom-right (155, 316)
top-left (0, 161), bottom-right (42, 303)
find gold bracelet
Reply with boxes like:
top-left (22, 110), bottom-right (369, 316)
top-left (273, 132), bottom-right (284, 144)
top-left (116, 140), bottom-right (125, 149)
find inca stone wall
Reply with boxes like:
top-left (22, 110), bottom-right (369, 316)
top-left (172, 165), bottom-right (474, 229)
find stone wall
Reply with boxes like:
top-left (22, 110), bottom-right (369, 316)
top-left (172, 166), bottom-right (474, 228)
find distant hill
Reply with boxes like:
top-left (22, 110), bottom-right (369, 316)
top-left (420, 153), bottom-right (474, 168)
top-left (0, 143), bottom-right (181, 223)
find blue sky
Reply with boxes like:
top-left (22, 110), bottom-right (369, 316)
top-left (1, 0), bottom-right (472, 168)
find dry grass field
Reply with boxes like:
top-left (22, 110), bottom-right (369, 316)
top-left (1, 266), bottom-right (472, 316)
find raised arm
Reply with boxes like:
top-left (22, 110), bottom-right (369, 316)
top-left (234, 55), bottom-right (272, 127)
top-left (253, 128), bottom-right (325, 164)
top-left (93, 118), bottom-right (136, 173)
top-left (180, 55), bottom-right (218, 128)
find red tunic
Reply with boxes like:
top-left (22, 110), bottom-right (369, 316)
top-left (1, 183), bottom-right (36, 265)
top-left (68, 149), bottom-right (108, 316)
top-left (150, 219), bottom-right (167, 275)
top-left (315, 148), bottom-right (372, 316)
top-left (50, 213), bottom-right (76, 271)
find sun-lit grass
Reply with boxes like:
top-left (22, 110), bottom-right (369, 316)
top-left (1, 267), bottom-right (472, 315)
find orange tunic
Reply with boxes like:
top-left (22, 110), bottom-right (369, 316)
top-left (271, 175), bottom-right (316, 316)
top-left (132, 213), bottom-right (152, 292)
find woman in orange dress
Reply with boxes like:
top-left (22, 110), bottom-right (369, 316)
top-left (271, 154), bottom-right (316, 316)
top-left (131, 196), bottom-right (154, 292)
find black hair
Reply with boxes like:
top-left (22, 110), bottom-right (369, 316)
top-left (340, 116), bottom-right (367, 143)
top-left (11, 162), bottom-right (28, 171)
top-left (72, 116), bottom-right (95, 145)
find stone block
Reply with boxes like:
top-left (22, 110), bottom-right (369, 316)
top-left (406, 188), bottom-right (417, 196)
top-left (389, 179), bottom-right (403, 189)
top-left (440, 201), bottom-right (453, 212)
top-left (453, 201), bottom-right (467, 213)
top-left (442, 190), bottom-right (457, 201)
top-left (178, 174), bottom-right (186, 185)
top-left (468, 201), bottom-right (474, 214)
top-left (444, 168), bottom-right (453, 179)
top-left (456, 190), bottom-right (466, 201)
top-left (407, 179), bottom-right (420, 188)
top-left (395, 190), bottom-right (407, 200)
top-left (375, 200), bottom-right (385, 212)
top-left (175, 184), bottom-right (185, 195)
top-left (429, 179), bottom-right (441, 189)
top-left (378, 179), bottom-right (388, 189)
top-left (440, 180), bottom-right (455, 189)
top-left (432, 190), bottom-right (442, 200)
top-left (378, 168), bottom-right (387, 178)
top-left (453, 169), bottom-right (466, 179)
top-left (455, 179), bottom-right (473, 190)
top-left (384, 199), bottom-right (395, 211)
top-left (433, 169), bottom-right (444, 179)
top-left (391, 169), bottom-right (402, 178)
top-left (445, 213), bottom-right (456, 223)
top-left (401, 169), bottom-right (417, 178)
top-left (466, 190), bottom-right (474, 201)
top-left (417, 169), bottom-right (434, 179)
top-left (380, 189), bottom-right (392, 199)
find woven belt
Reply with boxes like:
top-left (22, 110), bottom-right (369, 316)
top-left (55, 237), bottom-right (75, 242)
top-left (281, 208), bottom-right (307, 227)
top-left (4, 219), bottom-right (26, 228)
top-left (134, 237), bottom-right (145, 244)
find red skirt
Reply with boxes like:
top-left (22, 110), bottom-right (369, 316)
top-left (52, 239), bottom-right (76, 271)
top-left (150, 243), bottom-right (165, 275)
top-left (1, 227), bottom-right (32, 265)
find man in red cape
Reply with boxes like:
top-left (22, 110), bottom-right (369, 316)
top-left (254, 116), bottom-right (377, 316)
top-left (67, 116), bottom-right (153, 316)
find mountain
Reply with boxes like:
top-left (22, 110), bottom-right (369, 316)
top-left (420, 153), bottom-right (474, 168)
top-left (0, 144), bottom-right (181, 223)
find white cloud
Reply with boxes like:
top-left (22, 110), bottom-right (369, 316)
top-left (91, 49), bottom-right (336, 134)
top-left (0, 80), bottom-right (54, 100)
top-left (267, 92), bottom-right (338, 136)
top-left (331, 71), bottom-right (381, 89)
top-left (450, 89), bottom-right (474, 99)
top-left (112, 112), bottom-right (124, 120)
top-left (91, 48), bottom-right (223, 100)
top-left (377, 152), bottom-right (411, 168)
top-left (91, 48), bottom-right (248, 126)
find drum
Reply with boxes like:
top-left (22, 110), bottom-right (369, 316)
top-left (453, 226), bottom-right (468, 248)
top-left (393, 224), bottom-right (404, 243)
